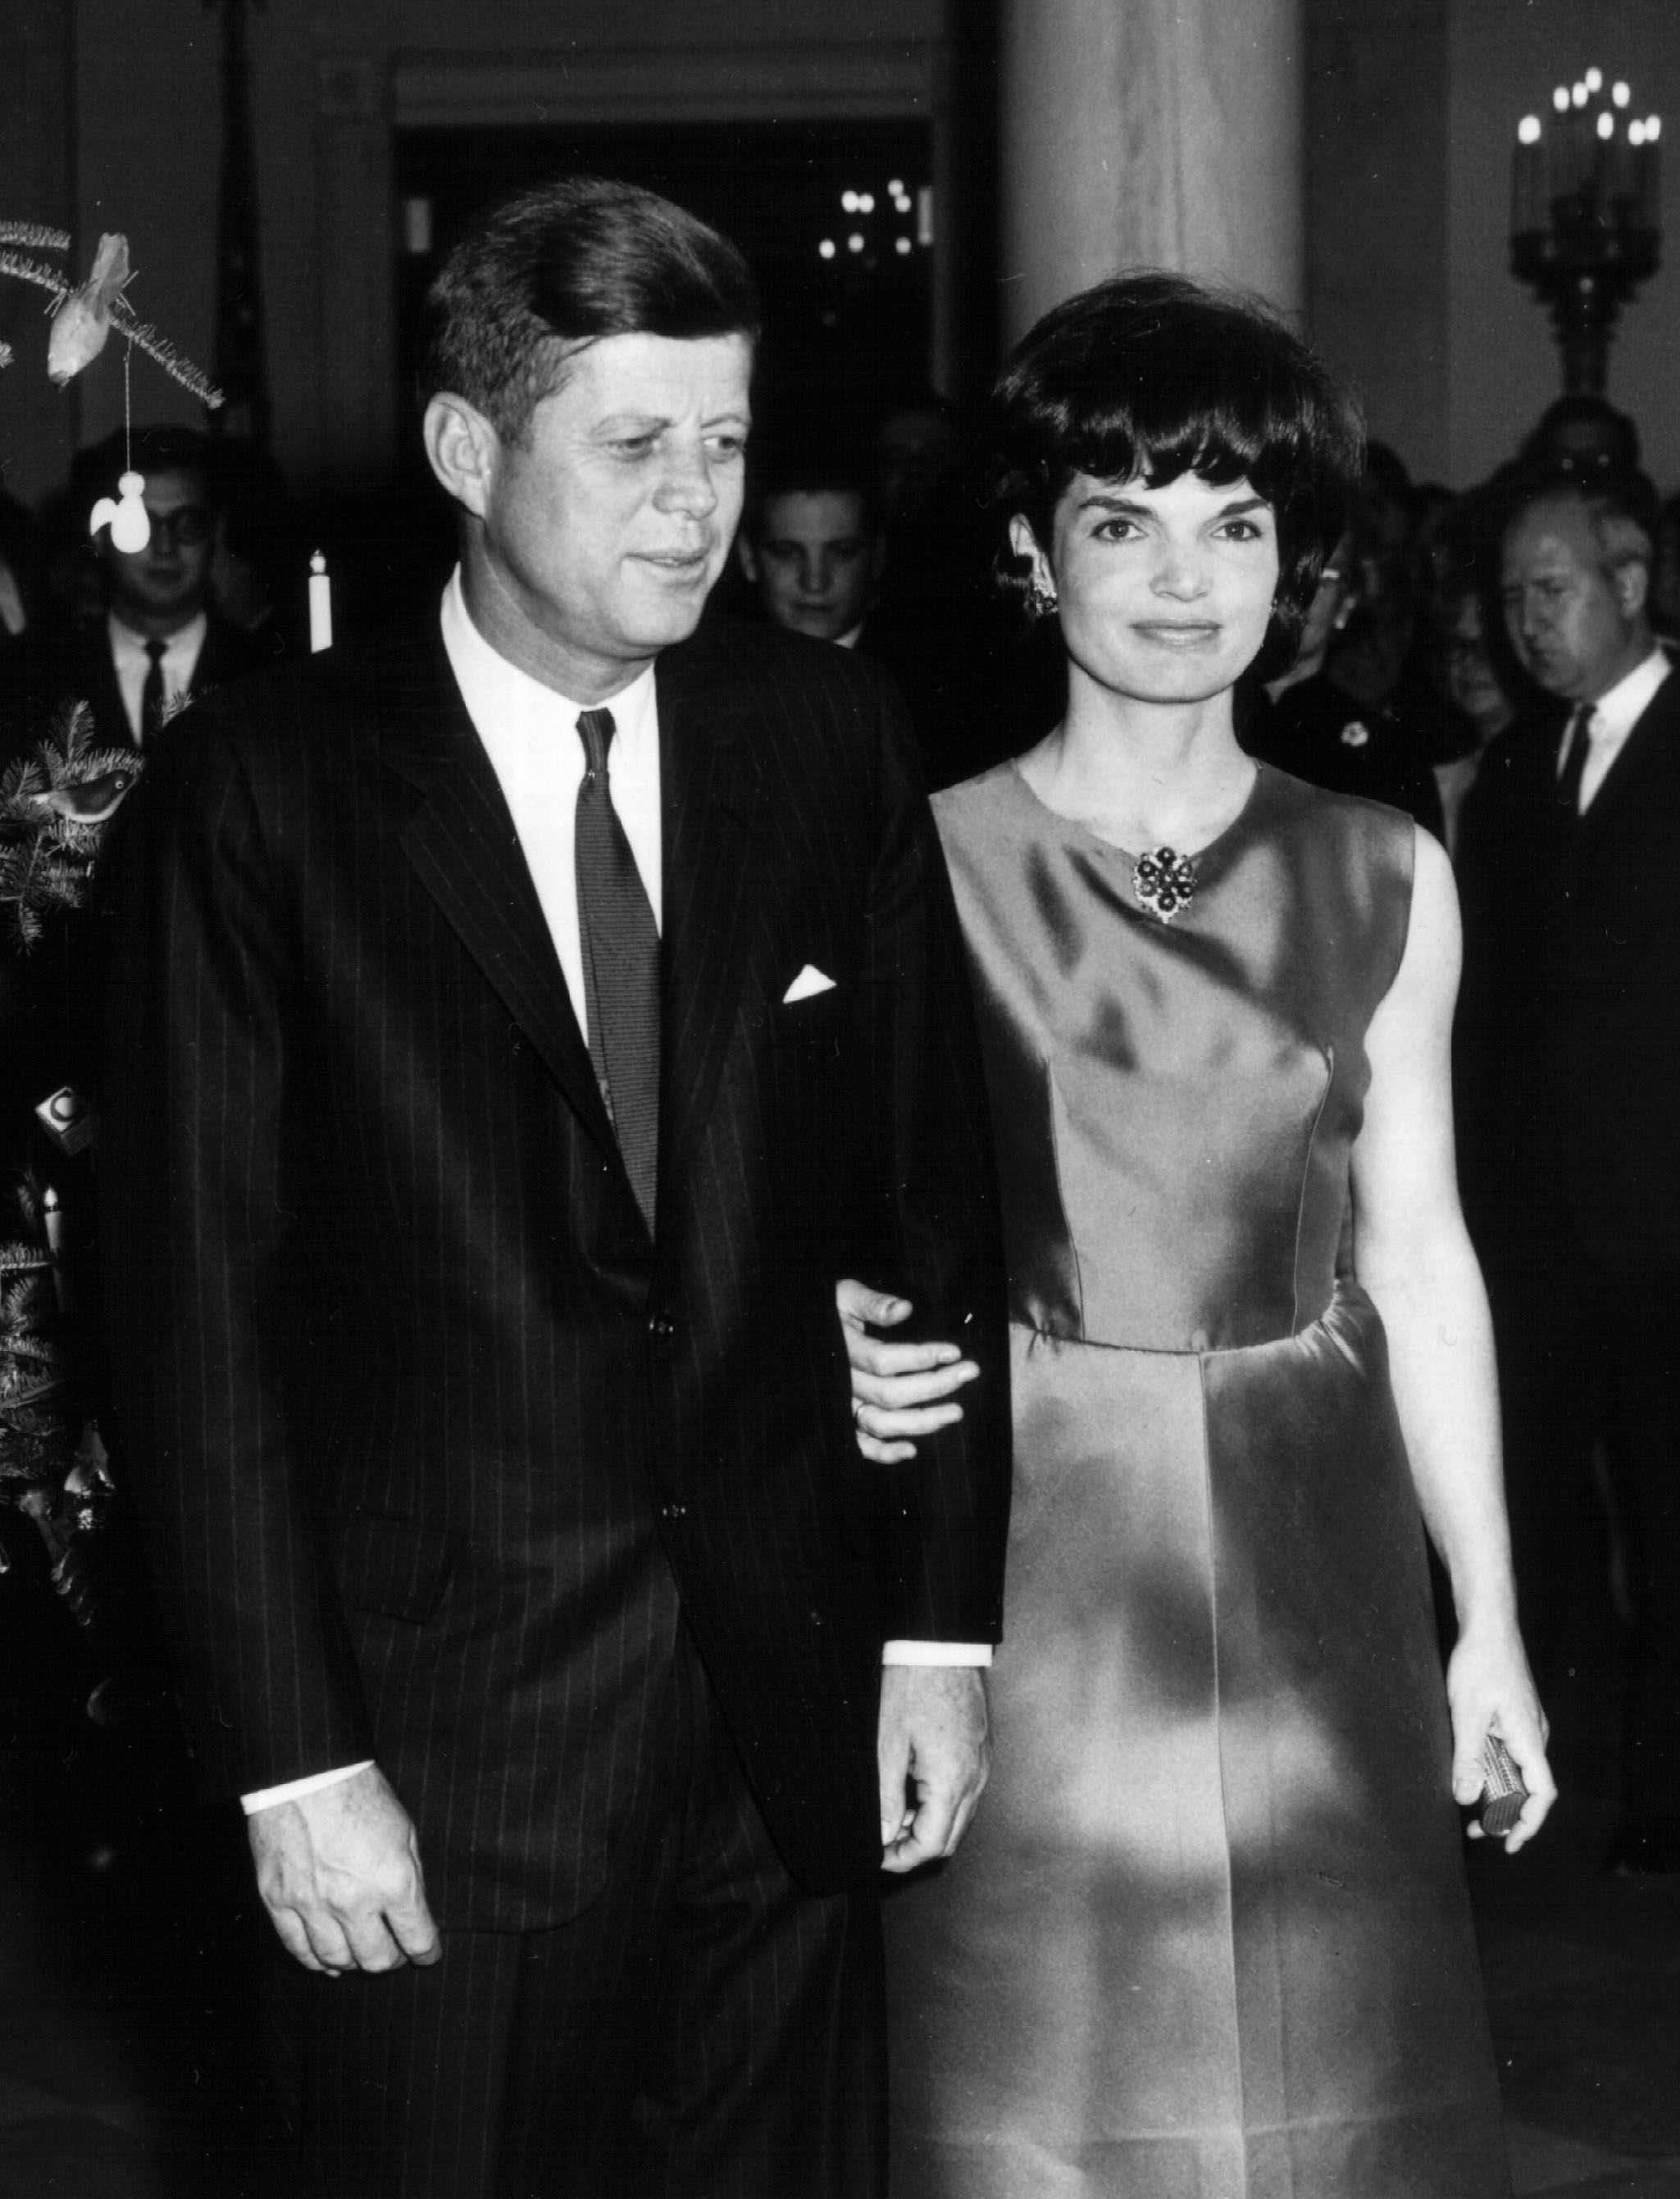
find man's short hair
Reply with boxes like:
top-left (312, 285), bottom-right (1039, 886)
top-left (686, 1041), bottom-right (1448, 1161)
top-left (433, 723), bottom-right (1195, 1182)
top-left (418, 175), bottom-right (762, 443)
top-left (742, 442), bottom-right (882, 544)
top-left (1502, 473), bottom-right (1660, 584)
top-left (75, 423), bottom-right (217, 507)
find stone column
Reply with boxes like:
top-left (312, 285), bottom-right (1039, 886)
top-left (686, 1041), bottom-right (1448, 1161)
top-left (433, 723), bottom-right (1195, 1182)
top-left (999, 0), bottom-right (1305, 348)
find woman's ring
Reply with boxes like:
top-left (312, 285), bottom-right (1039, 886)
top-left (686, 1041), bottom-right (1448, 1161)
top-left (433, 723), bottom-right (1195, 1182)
top-left (851, 1397), bottom-right (864, 1422)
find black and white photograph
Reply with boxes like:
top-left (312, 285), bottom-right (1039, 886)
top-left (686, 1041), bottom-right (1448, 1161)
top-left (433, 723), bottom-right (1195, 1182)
top-left (1, 3), bottom-right (1677, 2193)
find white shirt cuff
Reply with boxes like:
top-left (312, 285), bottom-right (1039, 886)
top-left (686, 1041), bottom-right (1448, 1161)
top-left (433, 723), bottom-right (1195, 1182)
top-left (240, 1760), bottom-right (376, 1814)
top-left (881, 1640), bottom-right (994, 1666)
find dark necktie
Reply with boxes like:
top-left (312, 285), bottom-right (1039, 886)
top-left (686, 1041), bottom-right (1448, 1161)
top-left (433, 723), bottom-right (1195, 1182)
top-left (1555, 704), bottom-right (1591, 821)
top-left (139, 636), bottom-right (167, 744)
top-left (575, 708), bottom-right (660, 1233)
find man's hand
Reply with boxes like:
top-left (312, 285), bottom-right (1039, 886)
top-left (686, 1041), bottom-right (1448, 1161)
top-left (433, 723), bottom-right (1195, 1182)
top-left (248, 1763), bottom-right (442, 1974)
top-left (878, 1664), bottom-right (990, 1875)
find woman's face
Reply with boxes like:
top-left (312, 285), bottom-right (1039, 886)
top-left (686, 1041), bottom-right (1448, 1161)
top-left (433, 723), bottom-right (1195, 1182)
top-left (1441, 595), bottom-right (1513, 735)
top-left (1020, 470), bottom-right (1280, 708)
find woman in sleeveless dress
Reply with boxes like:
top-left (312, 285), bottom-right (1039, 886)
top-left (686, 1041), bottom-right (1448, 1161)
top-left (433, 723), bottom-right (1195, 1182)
top-left (839, 274), bottom-right (1553, 2198)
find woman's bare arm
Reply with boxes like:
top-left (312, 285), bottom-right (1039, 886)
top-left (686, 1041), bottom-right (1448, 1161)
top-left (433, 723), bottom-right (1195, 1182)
top-left (1352, 825), bottom-right (1554, 1849)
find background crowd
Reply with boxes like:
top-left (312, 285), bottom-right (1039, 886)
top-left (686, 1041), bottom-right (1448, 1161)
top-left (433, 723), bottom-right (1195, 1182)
top-left (0, 284), bottom-right (1677, 2183)
top-left (3, 356), bottom-right (1678, 1746)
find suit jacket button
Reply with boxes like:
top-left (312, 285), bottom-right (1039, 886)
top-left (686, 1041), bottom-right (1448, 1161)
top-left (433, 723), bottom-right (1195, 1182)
top-left (661, 1502), bottom-right (688, 1521)
top-left (648, 1313), bottom-right (676, 1341)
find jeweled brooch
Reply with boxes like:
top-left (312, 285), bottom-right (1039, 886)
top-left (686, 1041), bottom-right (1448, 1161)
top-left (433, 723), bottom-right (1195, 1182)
top-left (1132, 845), bottom-right (1197, 923)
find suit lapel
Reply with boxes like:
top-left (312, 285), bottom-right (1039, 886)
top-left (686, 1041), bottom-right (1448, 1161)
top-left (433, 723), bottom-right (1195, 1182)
top-left (657, 638), bottom-right (765, 1216)
top-left (376, 617), bottom-right (622, 1168)
top-left (76, 631), bottom-right (134, 750)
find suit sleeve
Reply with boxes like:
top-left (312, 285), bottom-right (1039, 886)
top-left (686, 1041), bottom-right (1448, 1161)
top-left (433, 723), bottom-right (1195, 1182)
top-left (857, 690), bottom-right (1012, 1646)
top-left (99, 717), bottom-right (374, 1801)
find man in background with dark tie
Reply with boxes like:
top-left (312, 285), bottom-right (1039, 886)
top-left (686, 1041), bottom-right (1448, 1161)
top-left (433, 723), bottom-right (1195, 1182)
top-left (1, 426), bottom-right (271, 757)
top-left (99, 176), bottom-right (1008, 2195)
top-left (1456, 473), bottom-right (1680, 1874)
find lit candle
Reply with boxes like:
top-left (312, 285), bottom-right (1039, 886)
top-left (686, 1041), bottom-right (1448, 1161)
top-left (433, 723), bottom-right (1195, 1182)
top-left (309, 549), bottom-right (334, 653)
top-left (1514, 114), bottom-right (1544, 232)
top-left (42, 1185), bottom-right (67, 1313)
top-left (1551, 87), bottom-right (1572, 202)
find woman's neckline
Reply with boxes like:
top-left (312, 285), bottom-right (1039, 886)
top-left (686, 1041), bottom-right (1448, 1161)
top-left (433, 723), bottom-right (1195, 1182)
top-left (1005, 753), bottom-right (1268, 867)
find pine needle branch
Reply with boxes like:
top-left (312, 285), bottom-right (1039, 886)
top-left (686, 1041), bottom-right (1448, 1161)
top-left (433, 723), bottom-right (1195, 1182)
top-left (0, 248), bottom-right (71, 305)
top-left (108, 302), bottom-right (224, 409)
top-left (0, 223), bottom-right (71, 253)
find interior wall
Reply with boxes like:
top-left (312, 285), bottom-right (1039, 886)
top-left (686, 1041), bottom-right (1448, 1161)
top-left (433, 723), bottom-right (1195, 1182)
top-left (1446, 0), bottom-right (1680, 494)
top-left (1305, 0), bottom-right (1450, 484)
top-left (1307, 0), bottom-right (1678, 494)
top-left (0, 0), bottom-right (78, 509)
top-left (10, 2), bottom-right (1677, 512)
top-left (2, 0), bottom-right (948, 506)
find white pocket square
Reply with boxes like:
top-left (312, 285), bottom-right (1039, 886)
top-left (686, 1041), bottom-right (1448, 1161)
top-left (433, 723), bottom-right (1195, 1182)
top-left (782, 964), bottom-right (837, 1004)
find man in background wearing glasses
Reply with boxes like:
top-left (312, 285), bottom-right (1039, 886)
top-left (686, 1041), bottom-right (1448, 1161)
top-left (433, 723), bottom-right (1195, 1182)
top-left (9, 424), bottom-right (271, 754)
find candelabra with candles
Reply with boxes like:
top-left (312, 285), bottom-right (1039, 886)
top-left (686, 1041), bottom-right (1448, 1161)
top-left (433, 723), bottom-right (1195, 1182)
top-left (1510, 71), bottom-right (1661, 394)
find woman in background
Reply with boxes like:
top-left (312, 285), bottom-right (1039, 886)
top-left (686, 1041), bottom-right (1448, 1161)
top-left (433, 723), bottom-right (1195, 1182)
top-left (842, 272), bottom-right (1550, 2198)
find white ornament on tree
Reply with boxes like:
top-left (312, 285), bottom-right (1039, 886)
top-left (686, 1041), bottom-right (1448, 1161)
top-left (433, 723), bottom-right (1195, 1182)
top-left (90, 471), bottom-right (151, 553)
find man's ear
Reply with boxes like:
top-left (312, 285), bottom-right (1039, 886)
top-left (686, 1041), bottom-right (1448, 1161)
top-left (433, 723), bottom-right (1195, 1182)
top-left (736, 532), bottom-right (761, 585)
top-left (423, 394), bottom-right (500, 520)
top-left (1614, 557), bottom-right (1650, 622)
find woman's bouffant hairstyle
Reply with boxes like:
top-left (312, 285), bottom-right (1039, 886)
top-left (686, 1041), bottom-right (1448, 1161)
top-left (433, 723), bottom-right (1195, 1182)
top-left (419, 175), bottom-right (762, 443)
top-left (985, 271), bottom-right (1364, 681)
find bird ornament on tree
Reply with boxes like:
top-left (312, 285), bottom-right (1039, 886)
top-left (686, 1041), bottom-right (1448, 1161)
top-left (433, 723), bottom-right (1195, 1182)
top-left (46, 230), bottom-right (132, 386)
top-left (2, 220), bottom-right (223, 556)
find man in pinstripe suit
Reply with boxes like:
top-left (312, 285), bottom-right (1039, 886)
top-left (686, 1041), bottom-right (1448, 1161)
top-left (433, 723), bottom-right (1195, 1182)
top-left (100, 179), bottom-right (1008, 2195)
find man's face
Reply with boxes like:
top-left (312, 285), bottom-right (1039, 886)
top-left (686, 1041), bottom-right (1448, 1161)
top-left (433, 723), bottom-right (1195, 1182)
top-left (456, 330), bottom-right (752, 698)
top-left (739, 489), bottom-right (883, 643)
top-left (1501, 497), bottom-right (1647, 703)
top-left (873, 405), bottom-right (959, 523)
top-left (104, 467), bottom-right (216, 632)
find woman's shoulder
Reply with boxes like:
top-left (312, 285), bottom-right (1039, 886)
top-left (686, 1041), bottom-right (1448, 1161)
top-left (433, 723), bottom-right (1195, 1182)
top-left (1253, 765), bottom-right (1418, 999)
top-left (930, 756), bottom-right (1030, 849)
top-left (1255, 761), bottom-right (1418, 872)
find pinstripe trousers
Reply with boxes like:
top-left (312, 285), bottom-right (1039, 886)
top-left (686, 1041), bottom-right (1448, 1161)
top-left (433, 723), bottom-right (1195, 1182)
top-left (261, 1622), bottom-right (886, 2198)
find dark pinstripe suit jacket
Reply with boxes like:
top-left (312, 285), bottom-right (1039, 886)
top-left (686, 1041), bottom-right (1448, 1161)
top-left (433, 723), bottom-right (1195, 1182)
top-left (99, 606), bottom-right (1010, 1930)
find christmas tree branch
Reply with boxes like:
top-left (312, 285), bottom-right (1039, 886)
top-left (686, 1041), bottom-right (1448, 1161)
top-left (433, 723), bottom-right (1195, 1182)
top-left (0, 223), bottom-right (71, 253)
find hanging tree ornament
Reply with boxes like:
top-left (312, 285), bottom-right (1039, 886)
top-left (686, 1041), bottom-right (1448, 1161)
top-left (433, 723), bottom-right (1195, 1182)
top-left (86, 344), bottom-right (150, 553)
top-left (47, 231), bottom-right (132, 385)
top-left (91, 470), bottom-right (151, 553)
top-left (0, 222), bottom-right (221, 407)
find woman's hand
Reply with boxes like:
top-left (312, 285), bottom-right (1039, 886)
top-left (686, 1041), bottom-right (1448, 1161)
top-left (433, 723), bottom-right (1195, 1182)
top-left (1446, 1619), bottom-right (1556, 1853)
top-left (835, 1279), bottom-right (979, 1463)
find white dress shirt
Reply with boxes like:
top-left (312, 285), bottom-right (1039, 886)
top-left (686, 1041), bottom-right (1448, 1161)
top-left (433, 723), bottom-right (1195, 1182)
top-left (442, 568), bottom-right (663, 1036)
top-left (241, 576), bottom-right (984, 1816)
top-left (110, 610), bottom-right (207, 741)
top-left (1559, 646), bottom-right (1671, 812)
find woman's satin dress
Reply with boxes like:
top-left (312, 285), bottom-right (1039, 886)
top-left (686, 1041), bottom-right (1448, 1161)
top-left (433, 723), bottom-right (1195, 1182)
top-left (885, 761), bottom-right (1509, 2198)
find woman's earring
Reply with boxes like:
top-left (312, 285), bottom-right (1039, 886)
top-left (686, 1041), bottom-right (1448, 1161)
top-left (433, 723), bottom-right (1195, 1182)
top-left (1027, 575), bottom-right (1059, 621)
